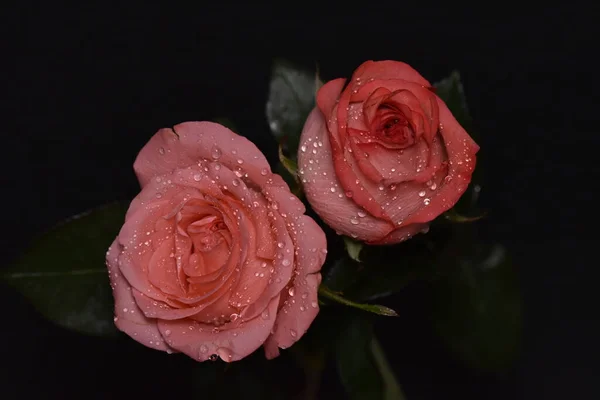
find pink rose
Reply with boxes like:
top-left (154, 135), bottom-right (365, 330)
top-left (298, 60), bottom-right (479, 244)
top-left (106, 122), bottom-right (327, 362)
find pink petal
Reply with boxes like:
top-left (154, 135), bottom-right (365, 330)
top-left (367, 222), bottom-right (429, 245)
top-left (351, 60), bottom-right (431, 87)
top-left (263, 213), bottom-right (327, 359)
top-left (237, 204), bottom-right (295, 320)
top-left (298, 108), bottom-right (395, 242)
top-left (157, 294), bottom-right (280, 362)
top-left (134, 122), bottom-right (274, 189)
top-left (106, 239), bottom-right (174, 352)
top-left (402, 97), bottom-right (479, 225)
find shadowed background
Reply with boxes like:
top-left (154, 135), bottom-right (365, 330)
top-left (2, 3), bottom-right (597, 399)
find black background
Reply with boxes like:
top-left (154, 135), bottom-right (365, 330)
top-left (2, 3), bottom-right (598, 399)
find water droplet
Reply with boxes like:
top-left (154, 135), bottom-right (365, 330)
top-left (214, 163), bottom-right (221, 171)
top-left (423, 198), bottom-right (431, 205)
top-left (237, 159), bottom-right (244, 165)
top-left (418, 190), bottom-right (426, 197)
top-left (164, 329), bottom-right (172, 336)
top-left (300, 306), bottom-right (306, 311)
top-left (282, 259), bottom-right (291, 266)
top-left (261, 309), bottom-right (270, 320)
top-left (330, 187), bottom-right (336, 193)
top-left (288, 287), bottom-right (295, 296)
top-left (378, 185), bottom-right (385, 191)
top-left (209, 354), bottom-right (218, 361)
top-left (301, 292), bottom-right (308, 299)
top-left (345, 190), bottom-right (353, 198)
top-left (277, 242), bottom-right (285, 248)
top-left (311, 301), bottom-right (318, 308)
top-left (350, 217), bottom-right (359, 225)
top-left (300, 145), bottom-right (307, 152)
top-left (357, 210), bottom-right (366, 218)
top-left (200, 344), bottom-right (208, 353)
top-left (156, 193), bottom-right (162, 198)
top-left (430, 183), bottom-right (437, 190)
top-left (232, 178), bottom-right (240, 187)
top-left (122, 308), bottom-right (128, 313)
top-left (290, 329), bottom-right (297, 338)
top-left (193, 174), bottom-right (202, 181)
top-left (158, 147), bottom-right (165, 155)
top-left (260, 168), bottom-right (268, 176)
top-left (211, 146), bottom-right (222, 159)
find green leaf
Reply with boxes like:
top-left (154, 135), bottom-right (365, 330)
top-left (266, 59), bottom-right (317, 154)
top-left (213, 117), bottom-right (238, 133)
top-left (340, 231), bottom-right (450, 302)
top-left (335, 313), bottom-right (383, 400)
top-left (319, 284), bottom-right (398, 317)
top-left (429, 241), bottom-right (522, 372)
top-left (335, 313), bottom-right (406, 400)
top-left (434, 70), bottom-right (473, 134)
top-left (2, 202), bottom-right (128, 337)
top-left (344, 236), bottom-right (364, 262)
top-left (278, 143), bottom-right (298, 181)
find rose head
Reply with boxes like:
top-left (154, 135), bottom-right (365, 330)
top-left (298, 60), bottom-right (479, 244)
top-left (106, 122), bottom-right (327, 362)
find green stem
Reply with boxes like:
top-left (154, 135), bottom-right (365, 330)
top-left (371, 337), bottom-right (406, 400)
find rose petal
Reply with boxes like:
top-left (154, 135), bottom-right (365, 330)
top-left (298, 108), bottom-right (395, 242)
top-left (157, 294), bottom-right (280, 362)
top-left (402, 97), bottom-right (479, 225)
top-left (366, 222), bottom-right (429, 245)
top-left (134, 122), bottom-right (274, 189)
top-left (351, 60), bottom-right (431, 87)
top-left (106, 239), bottom-right (174, 352)
top-left (263, 215), bottom-right (326, 359)
top-left (237, 204), bottom-right (295, 321)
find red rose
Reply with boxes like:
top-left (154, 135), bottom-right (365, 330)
top-left (298, 61), bottom-right (479, 244)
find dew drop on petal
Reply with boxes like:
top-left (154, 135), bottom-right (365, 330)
top-left (418, 190), bottom-right (426, 197)
top-left (260, 168), bottom-right (268, 176)
top-left (158, 147), bottom-right (165, 155)
top-left (290, 329), bottom-right (297, 338)
top-left (288, 287), bottom-right (295, 296)
top-left (193, 174), bottom-right (202, 181)
top-left (350, 217), bottom-right (359, 225)
top-left (357, 210), bottom-right (366, 218)
top-left (211, 146), bottom-right (222, 159)
top-left (261, 309), bottom-right (270, 320)
top-left (200, 344), bottom-right (208, 353)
